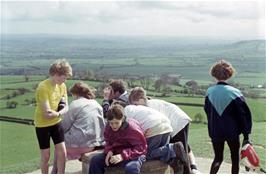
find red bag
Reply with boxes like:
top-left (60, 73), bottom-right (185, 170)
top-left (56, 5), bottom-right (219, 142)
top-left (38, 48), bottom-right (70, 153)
top-left (240, 143), bottom-right (260, 170)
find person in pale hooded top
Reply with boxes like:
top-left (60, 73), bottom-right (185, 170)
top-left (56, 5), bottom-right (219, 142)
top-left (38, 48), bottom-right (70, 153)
top-left (125, 96), bottom-right (191, 174)
top-left (52, 82), bottom-right (105, 174)
top-left (128, 87), bottom-right (197, 174)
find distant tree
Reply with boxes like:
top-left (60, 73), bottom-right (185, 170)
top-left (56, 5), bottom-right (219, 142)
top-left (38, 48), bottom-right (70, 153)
top-left (140, 76), bottom-right (152, 90)
top-left (31, 98), bottom-right (36, 105)
top-left (185, 80), bottom-right (198, 96)
top-left (32, 84), bottom-right (38, 90)
top-left (24, 73), bottom-right (29, 82)
top-left (6, 101), bottom-right (18, 109)
top-left (127, 77), bottom-right (138, 88)
top-left (154, 79), bottom-right (163, 92)
top-left (86, 69), bottom-right (95, 80)
top-left (11, 91), bottom-right (18, 98)
top-left (95, 82), bottom-right (106, 98)
top-left (161, 86), bottom-right (172, 96)
top-left (194, 113), bottom-right (203, 123)
top-left (5, 95), bottom-right (11, 100)
top-left (185, 80), bottom-right (198, 88)
top-left (24, 99), bottom-right (31, 105)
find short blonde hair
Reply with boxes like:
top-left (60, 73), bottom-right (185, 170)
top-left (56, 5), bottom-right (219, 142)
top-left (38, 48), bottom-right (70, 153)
top-left (69, 82), bottom-right (95, 99)
top-left (210, 60), bottom-right (235, 81)
top-left (49, 59), bottom-right (72, 77)
top-left (129, 87), bottom-right (147, 105)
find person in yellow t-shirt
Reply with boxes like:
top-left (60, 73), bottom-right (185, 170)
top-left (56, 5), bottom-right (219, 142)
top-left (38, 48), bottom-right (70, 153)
top-left (34, 59), bottom-right (72, 174)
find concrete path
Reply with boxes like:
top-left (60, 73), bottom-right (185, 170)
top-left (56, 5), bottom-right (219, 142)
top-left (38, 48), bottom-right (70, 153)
top-left (25, 157), bottom-right (257, 174)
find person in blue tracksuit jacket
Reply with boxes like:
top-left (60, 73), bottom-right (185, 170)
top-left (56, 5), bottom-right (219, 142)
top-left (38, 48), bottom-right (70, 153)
top-left (204, 60), bottom-right (252, 174)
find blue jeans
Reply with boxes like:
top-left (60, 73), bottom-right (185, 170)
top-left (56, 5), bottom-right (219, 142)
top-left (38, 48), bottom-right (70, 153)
top-left (146, 132), bottom-right (175, 163)
top-left (89, 153), bottom-right (146, 174)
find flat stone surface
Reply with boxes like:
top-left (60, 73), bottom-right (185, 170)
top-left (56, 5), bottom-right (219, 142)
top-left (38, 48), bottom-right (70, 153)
top-left (25, 157), bottom-right (257, 174)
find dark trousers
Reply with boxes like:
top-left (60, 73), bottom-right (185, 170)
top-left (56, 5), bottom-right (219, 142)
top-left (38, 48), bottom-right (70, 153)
top-left (170, 124), bottom-right (189, 153)
top-left (210, 140), bottom-right (240, 174)
top-left (146, 132), bottom-right (173, 163)
top-left (89, 153), bottom-right (146, 174)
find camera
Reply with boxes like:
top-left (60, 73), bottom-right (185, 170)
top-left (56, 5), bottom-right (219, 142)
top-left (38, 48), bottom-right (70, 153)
top-left (57, 97), bottom-right (66, 111)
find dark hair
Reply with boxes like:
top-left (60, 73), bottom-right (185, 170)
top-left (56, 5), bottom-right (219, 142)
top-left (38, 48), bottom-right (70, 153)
top-left (210, 60), bottom-right (235, 81)
top-left (106, 105), bottom-right (125, 121)
top-left (109, 79), bottom-right (126, 94)
top-left (69, 82), bottom-right (95, 99)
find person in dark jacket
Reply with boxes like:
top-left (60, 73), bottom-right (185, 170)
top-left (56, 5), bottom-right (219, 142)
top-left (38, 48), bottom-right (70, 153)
top-left (102, 79), bottom-right (129, 118)
top-left (204, 60), bottom-right (252, 174)
top-left (89, 104), bottom-right (147, 174)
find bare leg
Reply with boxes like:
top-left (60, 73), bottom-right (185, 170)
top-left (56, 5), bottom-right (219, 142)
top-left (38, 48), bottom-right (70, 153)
top-left (188, 150), bottom-right (196, 165)
top-left (189, 150), bottom-right (202, 174)
top-left (55, 142), bottom-right (67, 174)
top-left (50, 152), bottom-right (57, 174)
top-left (40, 148), bottom-right (50, 174)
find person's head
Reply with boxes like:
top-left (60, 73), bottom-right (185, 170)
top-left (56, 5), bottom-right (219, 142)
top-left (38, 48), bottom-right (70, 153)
top-left (129, 87), bottom-right (148, 106)
top-left (49, 59), bottom-right (72, 85)
top-left (108, 79), bottom-right (127, 99)
top-left (106, 104), bottom-right (126, 131)
top-left (69, 82), bottom-right (95, 100)
top-left (210, 60), bottom-right (235, 81)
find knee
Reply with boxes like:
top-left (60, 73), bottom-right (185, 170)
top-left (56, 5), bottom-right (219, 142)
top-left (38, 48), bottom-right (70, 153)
top-left (55, 143), bottom-right (67, 158)
top-left (124, 163), bottom-right (140, 174)
top-left (213, 158), bottom-right (223, 167)
top-left (214, 154), bottom-right (223, 163)
top-left (41, 152), bottom-right (50, 163)
top-left (90, 154), bottom-right (103, 166)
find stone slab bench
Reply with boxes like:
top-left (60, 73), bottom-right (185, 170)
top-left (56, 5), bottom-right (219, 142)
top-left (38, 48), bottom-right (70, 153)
top-left (81, 150), bottom-right (183, 174)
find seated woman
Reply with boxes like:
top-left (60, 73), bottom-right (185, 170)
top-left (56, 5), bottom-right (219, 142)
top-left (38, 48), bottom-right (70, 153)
top-left (62, 81), bottom-right (106, 160)
top-left (89, 104), bottom-right (147, 174)
top-left (52, 82), bottom-right (106, 173)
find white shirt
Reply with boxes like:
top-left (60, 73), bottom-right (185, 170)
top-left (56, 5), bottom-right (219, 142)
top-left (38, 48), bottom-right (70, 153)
top-left (147, 99), bottom-right (191, 137)
top-left (124, 105), bottom-right (172, 138)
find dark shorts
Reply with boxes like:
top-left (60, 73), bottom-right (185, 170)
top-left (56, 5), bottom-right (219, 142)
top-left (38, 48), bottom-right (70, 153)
top-left (35, 122), bottom-right (64, 149)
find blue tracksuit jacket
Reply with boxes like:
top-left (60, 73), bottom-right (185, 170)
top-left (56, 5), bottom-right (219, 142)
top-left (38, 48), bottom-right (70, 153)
top-left (204, 82), bottom-right (252, 142)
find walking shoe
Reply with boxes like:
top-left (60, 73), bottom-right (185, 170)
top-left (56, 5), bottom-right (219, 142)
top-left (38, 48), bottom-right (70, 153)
top-left (191, 164), bottom-right (201, 174)
top-left (192, 169), bottom-right (202, 174)
top-left (168, 158), bottom-right (183, 174)
top-left (173, 142), bottom-right (191, 174)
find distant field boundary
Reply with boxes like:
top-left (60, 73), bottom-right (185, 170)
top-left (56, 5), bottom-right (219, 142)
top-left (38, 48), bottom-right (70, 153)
top-left (171, 102), bottom-right (204, 107)
top-left (0, 115), bottom-right (34, 125)
top-left (0, 102), bottom-right (203, 125)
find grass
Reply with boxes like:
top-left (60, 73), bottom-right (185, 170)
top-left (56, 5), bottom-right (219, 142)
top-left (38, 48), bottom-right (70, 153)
top-left (189, 122), bottom-right (266, 170)
top-left (0, 122), bottom-right (40, 174)
top-left (0, 75), bottom-right (265, 173)
top-left (1, 121), bottom-right (265, 174)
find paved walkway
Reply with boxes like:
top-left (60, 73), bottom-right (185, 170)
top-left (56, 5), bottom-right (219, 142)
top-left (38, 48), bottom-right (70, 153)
top-left (26, 157), bottom-right (256, 174)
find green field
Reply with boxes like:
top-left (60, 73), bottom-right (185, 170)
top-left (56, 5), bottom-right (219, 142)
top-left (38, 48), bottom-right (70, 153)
top-left (1, 75), bottom-right (266, 173)
top-left (0, 36), bottom-right (265, 173)
top-left (1, 121), bottom-right (265, 174)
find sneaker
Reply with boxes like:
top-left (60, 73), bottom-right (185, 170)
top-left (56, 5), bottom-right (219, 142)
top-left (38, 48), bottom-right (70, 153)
top-left (173, 142), bottom-right (191, 174)
top-left (192, 169), bottom-right (202, 174)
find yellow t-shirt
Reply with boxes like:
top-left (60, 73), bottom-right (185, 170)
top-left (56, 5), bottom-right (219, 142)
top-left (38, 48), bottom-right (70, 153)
top-left (34, 79), bottom-right (67, 127)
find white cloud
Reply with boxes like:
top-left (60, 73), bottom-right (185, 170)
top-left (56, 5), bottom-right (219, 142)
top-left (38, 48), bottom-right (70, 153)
top-left (1, 0), bottom-right (265, 39)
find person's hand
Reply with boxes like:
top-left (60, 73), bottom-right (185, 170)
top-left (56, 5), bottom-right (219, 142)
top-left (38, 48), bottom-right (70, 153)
top-left (105, 151), bottom-right (113, 166)
top-left (242, 139), bottom-right (251, 147)
top-left (144, 128), bottom-right (152, 137)
top-left (109, 154), bottom-right (123, 164)
top-left (103, 87), bottom-right (112, 100)
top-left (44, 110), bottom-right (59, 119)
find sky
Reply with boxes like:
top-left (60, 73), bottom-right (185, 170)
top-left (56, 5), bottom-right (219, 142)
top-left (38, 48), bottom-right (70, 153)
top-left (1, 0), bottom-right (265, 40)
